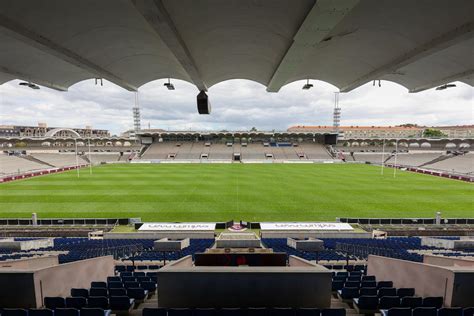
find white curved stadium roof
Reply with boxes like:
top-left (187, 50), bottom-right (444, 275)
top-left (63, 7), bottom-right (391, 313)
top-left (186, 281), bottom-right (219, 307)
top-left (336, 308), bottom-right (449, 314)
top-left (0, 0), bottom-right (472, 93)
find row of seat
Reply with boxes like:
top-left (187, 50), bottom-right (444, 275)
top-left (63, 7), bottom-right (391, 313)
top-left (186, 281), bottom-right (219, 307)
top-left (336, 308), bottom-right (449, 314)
top-left (353, 296), bottom-right (444, 312)
top-left (338, 287), bottom-right (415, 299)
top-left (381, 307), bottom-right (473, 316)
top-left (142, 308), bottom-right (347, 316)
top-left (119, 271), bottom-right (157, 278)
top-left (115, 265), bottom-right (161, 271)
top-left (332, 280), bottom-right (393, 291)
top-left (44, 296), bottom-right (135, 311)
top-left (0, 308), bottom-right (110, 316)
top-left (107, 275), bottom-right (156, 284)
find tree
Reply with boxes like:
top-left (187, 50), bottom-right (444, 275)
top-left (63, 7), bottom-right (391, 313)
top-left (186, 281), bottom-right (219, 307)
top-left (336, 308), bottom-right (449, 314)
top-left (423, 128), bottom-right (447, 138)
top-left (250, 127), bottom-right (258, 132)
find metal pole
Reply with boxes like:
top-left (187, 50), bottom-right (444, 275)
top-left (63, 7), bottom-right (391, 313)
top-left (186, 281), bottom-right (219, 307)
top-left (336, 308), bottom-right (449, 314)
top-left (75, 138), bottom-right (80, 178)
top-left (393, 139), bottom-right (398, 178)
top-left (88, 138), bottom-right (92, 175)
top-left (381, 137), bottom-right (386, 175)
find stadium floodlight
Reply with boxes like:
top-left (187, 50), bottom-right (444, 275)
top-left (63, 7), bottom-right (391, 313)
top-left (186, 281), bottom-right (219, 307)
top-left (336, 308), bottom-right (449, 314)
top-left (19, 82), bottom-right (40, 89)
top-left (164, 78), bottom-right (175, 90)
top-left (302, 79), bottom-right (313, 90)
top-left (435, 83), bottom-right (456, 90)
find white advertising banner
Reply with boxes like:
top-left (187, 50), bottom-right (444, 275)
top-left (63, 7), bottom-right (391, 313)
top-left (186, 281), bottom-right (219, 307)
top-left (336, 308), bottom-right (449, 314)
top-left (139, 222), bottom-right (216, 231)
top-left (260, 222), bottom-right (353, 231)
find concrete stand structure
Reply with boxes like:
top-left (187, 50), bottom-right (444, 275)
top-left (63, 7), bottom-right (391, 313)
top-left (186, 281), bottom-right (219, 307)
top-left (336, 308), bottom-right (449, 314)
top-left (154, 238), bottom-right (190, 251)
top-left (421, 237), bottom-right (474, 250)
top-left (0, 238), bottom-right (54, 251)
top-left (287, 237), bottom-right (324, 252)
top-left (215, 232), bottom-right (261, 249)
top-left (157, 255), bottom-right (331, 308)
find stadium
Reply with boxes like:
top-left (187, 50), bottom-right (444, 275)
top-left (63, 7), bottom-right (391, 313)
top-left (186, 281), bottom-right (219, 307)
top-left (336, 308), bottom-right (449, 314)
top-left (0, 1), bottom-right (473, 316)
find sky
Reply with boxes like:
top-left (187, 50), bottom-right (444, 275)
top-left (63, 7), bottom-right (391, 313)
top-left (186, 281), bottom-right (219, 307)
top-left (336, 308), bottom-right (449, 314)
top-left (0, 78), bottom-right (472, 136)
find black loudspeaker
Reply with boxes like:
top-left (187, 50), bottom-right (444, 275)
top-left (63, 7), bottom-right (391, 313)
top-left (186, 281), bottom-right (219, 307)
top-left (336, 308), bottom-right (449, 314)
top-left (197, 90), bottom-right (211, 114)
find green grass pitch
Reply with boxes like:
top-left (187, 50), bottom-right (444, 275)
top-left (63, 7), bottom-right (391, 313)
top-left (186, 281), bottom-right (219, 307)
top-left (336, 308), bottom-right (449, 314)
top-left (0, 163), bottom-right (472, 222)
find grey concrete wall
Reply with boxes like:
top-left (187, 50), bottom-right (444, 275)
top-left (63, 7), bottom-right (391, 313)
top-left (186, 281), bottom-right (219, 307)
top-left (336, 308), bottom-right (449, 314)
top-left (157, 255), bottom-right (331, 308)
top-left (367, 255), bottom-right (459, 307)
top-left (424, 255), bottom-right (474, 267)
top-left (33, 256), bottom-right (114, 307)
top-left (154, 238), bottom-right (190, 251)
top-left (0, 238), bottom-right (54, 250)
top-left (104, 231), bottom-right (215, 239)
top-left (0, 255), bottom-right (58, 270)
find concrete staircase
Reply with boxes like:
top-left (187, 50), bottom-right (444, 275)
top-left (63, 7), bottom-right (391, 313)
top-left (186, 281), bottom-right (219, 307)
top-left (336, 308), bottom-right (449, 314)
top-left (22, 155), bottom-right (55, 168)
top-left (419, 153), bottom-right (453, 167)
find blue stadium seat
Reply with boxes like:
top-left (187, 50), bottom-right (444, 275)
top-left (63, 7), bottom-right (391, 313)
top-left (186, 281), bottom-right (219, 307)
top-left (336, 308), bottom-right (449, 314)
top-left (108, 281), bottom-right (124, 289)
top-left (359, 287), bottom-right (377, 296)
top-left (107, 276), bottom-right (121, 283)
top-left (127, 288), bottom-right (148, 300)
top-left (344, 281), bottom-right (360, 288)
top-left (379, 296), bottom-right (401, 309)
top-left (124, 281), bottom-right (140, 289)
top-left (353, 296), bottom-right (379, 311)
top-left (143, 308), bottom-right (168, 316)
top-left (332, 276), bottom-right (347, 282)
top-left (321, 309), bottom-right (345, 316)
top-left (2, 309), bottom-right (28, 316)
top-left (413, 307), bottom-right (437, 316)
top-left (362, 276), bottom-right (376, 282)
top-left (401, 297), bottom-right (423, 308)
top-left (378, 288), bottom-right (397, 298)
top-left (66, 297), bottom-right (87, 309)
top-left (422, 297), bottom-right (443, 309)
top-left (81, 308), bottom-right (111, 316)
top-left (361, 281), bottom-right (376, 288)
top-left (70, 288), bottom-right (89, 298)
top-left (137, 276), bottom-right (152, 283)
top-left (385, 308), bottom-right (412, 316)
top-left (44, 297), bottom-right (66, 309)
top-left (122, 276), bottom-right (136, 283)
top-left (54, 308), bottom-right (80, 316)
top-left (90, 288), bottom-right (108, 297)
top-left (295, 309), bottom-right (320, 316)
top-left (338, 287), bottom-right (359, 300)
top-left (332, 280), bottom-right (344, 291)
top-left (28, 309), bottom-right (53, 316)
top-left (438, 308), bottom-right (463, 316)
top-left (396, 288), bottom-right (415, 298)
top-left (109, 296), bottom-right (134, 311)
top-left (87, 296), bottom-right (109, 309)
top-left (168, 308), bottom-right (193, 316)
top-left (109, 288), bottom-right (127, 296)
top-left (377, 281), bottom-right (394, 289)
top-left (133, 272), bottom-right (146, 277)
top-left (348, 276), bottom-right (361, 282)
top-left (91, 281), bottom-right (107, 288)
top-left (141, 281), bottom-right (157, 292)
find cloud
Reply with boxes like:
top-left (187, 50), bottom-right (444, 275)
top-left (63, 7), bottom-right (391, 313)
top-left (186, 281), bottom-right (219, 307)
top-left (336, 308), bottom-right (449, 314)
top-left (0, 78), bottom-right (472, 135)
